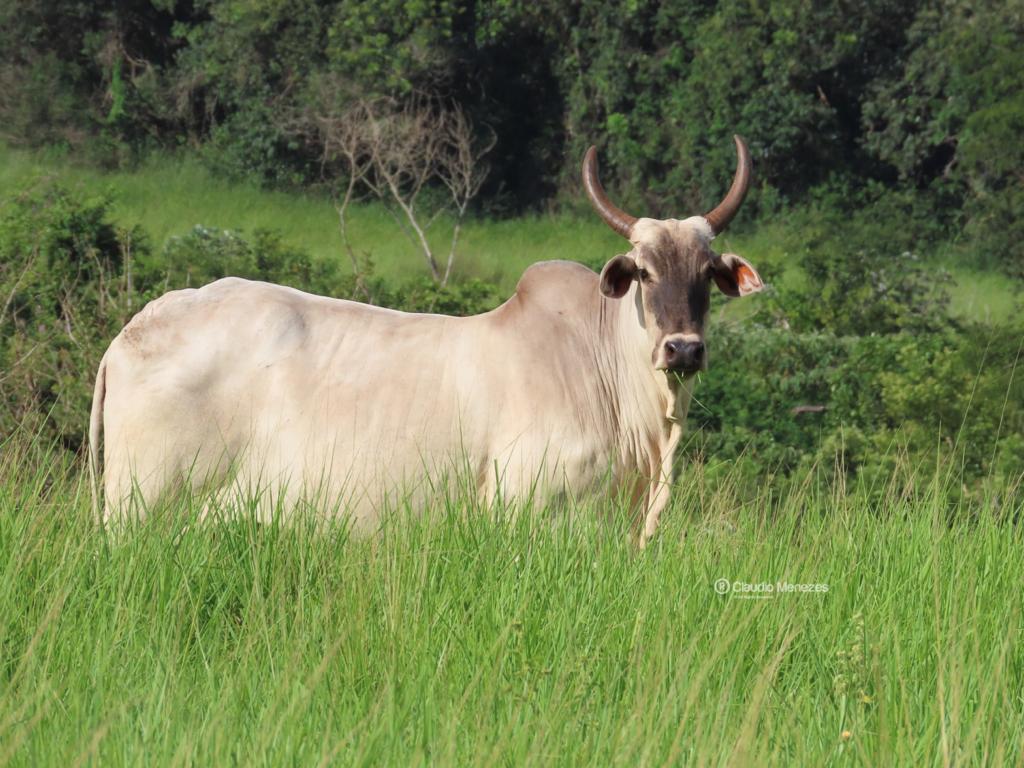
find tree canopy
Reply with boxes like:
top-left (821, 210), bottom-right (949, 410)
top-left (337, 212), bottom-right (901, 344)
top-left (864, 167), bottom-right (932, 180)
top-left (2, 0), bottom-right (1022, 268)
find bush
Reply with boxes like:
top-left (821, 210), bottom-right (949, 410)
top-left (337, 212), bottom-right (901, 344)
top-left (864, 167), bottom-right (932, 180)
top-left (0, 183), bottom-right (140, 447)
top-left (153, 226), bottom-right (345, 297)
top-left (761, 190), bottom-right (954, 335)
top-left (200, 104), bottom-right (312, 187)
top-left (378, 277), bottom-right (501, 316)
top-left (686, 323), bottom-right (1024, 496)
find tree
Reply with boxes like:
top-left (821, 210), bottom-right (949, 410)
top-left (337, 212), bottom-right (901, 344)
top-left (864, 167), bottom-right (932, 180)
top-left (301, 86), bottom-right (495, 287)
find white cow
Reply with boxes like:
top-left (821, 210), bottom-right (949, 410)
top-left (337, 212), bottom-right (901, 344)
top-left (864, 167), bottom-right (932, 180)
top-left (89, 137), bottom-right (763, 544)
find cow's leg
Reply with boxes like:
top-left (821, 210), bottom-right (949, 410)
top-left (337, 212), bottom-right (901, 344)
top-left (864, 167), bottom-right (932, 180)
top-left (640, 479), bottom-right (671, 548)
top-left (639, 423), bottom-right (684, 547)
top-left (101, 445), bottom-right (177, 527)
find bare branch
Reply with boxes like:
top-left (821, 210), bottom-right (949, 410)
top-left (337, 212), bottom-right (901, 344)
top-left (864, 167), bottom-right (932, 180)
top-left (292, 85), bottom-right (494, 287)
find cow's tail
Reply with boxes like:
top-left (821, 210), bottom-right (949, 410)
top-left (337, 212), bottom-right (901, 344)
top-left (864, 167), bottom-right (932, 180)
top-left (88, 354), bottom-right (108, 524)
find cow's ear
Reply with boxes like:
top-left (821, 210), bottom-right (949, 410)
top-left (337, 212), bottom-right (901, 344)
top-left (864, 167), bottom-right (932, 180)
top-left (600, 254), bottom-right (638, 299)
top-left (711, 252), bottom-right (763, 297)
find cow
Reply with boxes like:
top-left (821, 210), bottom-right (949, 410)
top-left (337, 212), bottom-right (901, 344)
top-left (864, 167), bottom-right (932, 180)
top-left (88, 137), bottom-right (763, 544)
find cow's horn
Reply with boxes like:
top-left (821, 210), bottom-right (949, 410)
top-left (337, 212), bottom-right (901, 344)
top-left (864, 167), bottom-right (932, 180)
top-left (583, 146), bottom-right (637, 239)
top-left (704, 135), bottom-right (751, 235)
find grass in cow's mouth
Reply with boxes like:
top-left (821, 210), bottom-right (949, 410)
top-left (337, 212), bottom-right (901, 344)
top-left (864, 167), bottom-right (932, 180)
top-left (1, 437), bottom-right (1021, 766)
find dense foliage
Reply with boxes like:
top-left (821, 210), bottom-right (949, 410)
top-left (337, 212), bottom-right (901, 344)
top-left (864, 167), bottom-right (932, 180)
top-left (687, 324), bottom-right (1024, 499)
top-left (1, 0), bottom-right (1022, 272)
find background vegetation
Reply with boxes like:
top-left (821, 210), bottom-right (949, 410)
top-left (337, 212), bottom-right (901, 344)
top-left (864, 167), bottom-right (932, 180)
top-left (2, 0), bottom-right (1022, 245)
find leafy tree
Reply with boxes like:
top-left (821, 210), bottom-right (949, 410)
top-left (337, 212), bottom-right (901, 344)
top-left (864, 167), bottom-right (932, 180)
top-left (0, 0), bottom-right (193, 151)
top-left (0, 0), bottom-right (1022, 275)
top-left (862, 0), bottom-right (1024, 272)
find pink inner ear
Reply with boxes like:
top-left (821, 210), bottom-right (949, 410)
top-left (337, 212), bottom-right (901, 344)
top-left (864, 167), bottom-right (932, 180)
top-left (736, 264), bottom-right (761, 292)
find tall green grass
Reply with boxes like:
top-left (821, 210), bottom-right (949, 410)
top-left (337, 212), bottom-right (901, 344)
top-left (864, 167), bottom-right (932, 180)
top-left (2, 438), bottom-right (1021, 766)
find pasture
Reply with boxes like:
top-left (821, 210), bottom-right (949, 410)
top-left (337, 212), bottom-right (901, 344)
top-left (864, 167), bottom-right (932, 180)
top-left (2, 440), bottom-right (1023, 766)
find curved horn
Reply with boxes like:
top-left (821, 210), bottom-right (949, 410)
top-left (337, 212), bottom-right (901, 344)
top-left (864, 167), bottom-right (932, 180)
top-left (582, 146), bottom-right (637, 239)
top-left (704, 135), bottom-right (751, 235)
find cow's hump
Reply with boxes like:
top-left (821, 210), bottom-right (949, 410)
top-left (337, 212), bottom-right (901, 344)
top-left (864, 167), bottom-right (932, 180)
top-left (510, 260), bottom-right (599, 317)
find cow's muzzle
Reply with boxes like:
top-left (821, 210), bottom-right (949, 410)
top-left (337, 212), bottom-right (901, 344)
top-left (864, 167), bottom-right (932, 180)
top-left (663, 338), bottom-right (705, 374)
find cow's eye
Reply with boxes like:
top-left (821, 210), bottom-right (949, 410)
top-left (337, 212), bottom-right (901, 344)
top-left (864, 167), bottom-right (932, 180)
top-left (637, 268), bottom-right (650, 282)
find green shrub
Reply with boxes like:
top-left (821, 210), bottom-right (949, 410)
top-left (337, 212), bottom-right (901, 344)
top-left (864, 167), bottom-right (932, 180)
top-left (378, 277), bottom-right (501, 316)
top-left (153, 225), bottom-right (345, 297)
top-left (0, 183), bottom-right (141, 447)
top-left (200, 104), bottom-right (311, 187)
top-left (686, 323), bottom-right (1024, 497)
top-left (762, 191), bottom-right (954, 335)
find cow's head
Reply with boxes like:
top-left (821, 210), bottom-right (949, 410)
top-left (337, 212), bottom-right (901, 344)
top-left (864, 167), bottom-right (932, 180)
top-left (584, 137), bottom-right (763, 375)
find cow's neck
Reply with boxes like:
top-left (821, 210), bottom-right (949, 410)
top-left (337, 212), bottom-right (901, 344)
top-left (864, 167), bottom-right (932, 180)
top-left (602, 284), bottom-right (693, 470)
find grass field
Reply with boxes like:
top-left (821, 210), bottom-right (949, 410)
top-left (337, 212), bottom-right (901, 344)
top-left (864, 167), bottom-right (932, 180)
top-left (2, 440), bottom-right (1022, 766)
top-left (1, 144), bottom-right (1016, 323)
